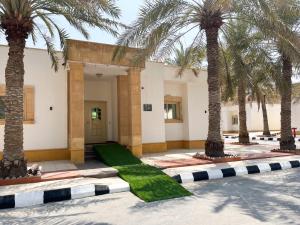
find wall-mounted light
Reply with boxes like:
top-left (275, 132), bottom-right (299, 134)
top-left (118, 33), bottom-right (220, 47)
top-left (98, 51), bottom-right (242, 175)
top-left (96, 73), bottom-right (104, 78)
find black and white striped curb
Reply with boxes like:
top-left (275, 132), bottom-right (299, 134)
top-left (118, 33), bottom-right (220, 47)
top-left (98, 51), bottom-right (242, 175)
top-left (224, 136), bottom-right (238, 139)
top-left (252, 137), bottom-right (300, 142)
top-left (172, 160), bottom-right (300, 184)
top-left (0, 182), bottom-right (129, 210)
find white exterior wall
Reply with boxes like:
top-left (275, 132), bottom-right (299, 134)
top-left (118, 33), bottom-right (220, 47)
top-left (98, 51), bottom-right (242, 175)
top-left (292, 102), bottom-right (300, 129)
top-left (84, 78), bottom-right (118, 142)
top-left (0, 46), bottom-right (68, 151)
top-left (222, 103), bottom-right (281, 132)
top-left (141, 62), bottom-right (166, 144)
top-left (141, 61), bottom-right (208, 144)
top-left (186, 82), bottom-right (209, 140)
top-left (164, 82), bottom-right (186, 141)
top-left (0, 46), bottom-right (209, 152)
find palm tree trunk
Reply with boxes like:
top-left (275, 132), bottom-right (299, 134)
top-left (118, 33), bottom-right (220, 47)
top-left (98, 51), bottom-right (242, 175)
top-left (262, 95), bottom-right (271, 136)
top-left (280, 53), bottom-right (296, 150)
top-left (205, 26), bottom-right (224, 157)
top-left (238, 79), bottom-right (249, 143)
top-left (0, 38), bottom-right (27, 179)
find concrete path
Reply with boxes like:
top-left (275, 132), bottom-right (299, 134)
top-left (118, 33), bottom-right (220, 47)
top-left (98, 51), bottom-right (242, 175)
top-left (28, 160), bottom-right (118, 179)
top-left (1, 168), bottom-right (299, 225)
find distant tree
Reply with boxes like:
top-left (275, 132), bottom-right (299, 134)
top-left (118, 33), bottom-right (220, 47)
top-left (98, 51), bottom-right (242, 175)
top-left (165, 42), bottom-right (206, 76)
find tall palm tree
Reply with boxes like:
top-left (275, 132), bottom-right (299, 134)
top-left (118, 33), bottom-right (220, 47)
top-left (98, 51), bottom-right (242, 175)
top-left (222, 20), bottom-right (258, 144)
top-left (114, 0), bottom-right (236, 157)
top-left (244, 0), bottom-right (300, 150)
top-left (0, 0), bottom-right (120, 178)
top-left (113, 0), bottom-right (297, 157)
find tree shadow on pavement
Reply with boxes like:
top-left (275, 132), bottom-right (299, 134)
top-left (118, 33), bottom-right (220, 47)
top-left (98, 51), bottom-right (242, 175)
top-left (130, 168), bottom-right (300, 225)
top-left (188, 168), bottom-right (300, 224)
top-left (0, 196), bottom-right (121, 225)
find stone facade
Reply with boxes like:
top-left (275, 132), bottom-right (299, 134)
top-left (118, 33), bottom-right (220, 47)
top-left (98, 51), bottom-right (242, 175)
top-left (67, 40), bottom-right (145, 162)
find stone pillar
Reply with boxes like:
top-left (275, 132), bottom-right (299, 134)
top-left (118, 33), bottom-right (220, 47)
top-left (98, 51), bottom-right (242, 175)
top-left (68, 62), bottom-right (85, 164)
top-left (128, 68), bottom-right (143, 157)
top-left (117, 76), bottom-right (130, 146)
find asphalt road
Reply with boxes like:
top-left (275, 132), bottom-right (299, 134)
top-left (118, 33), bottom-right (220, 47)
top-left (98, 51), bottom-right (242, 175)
top-left (1, 168), bottom-right (299, 225)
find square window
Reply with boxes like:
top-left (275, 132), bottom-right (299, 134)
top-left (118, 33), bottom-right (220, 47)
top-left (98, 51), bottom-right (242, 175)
top-left (164, 104), bottom-right (178, 120)
top-left (232, 115), bottom-right (238, 125)
top-left (164, 96), bottom-right (182, 123)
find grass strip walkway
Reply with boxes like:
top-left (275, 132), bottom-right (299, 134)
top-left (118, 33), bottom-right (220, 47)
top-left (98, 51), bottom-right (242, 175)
top-left (94, 143), bottom-right (191, 202)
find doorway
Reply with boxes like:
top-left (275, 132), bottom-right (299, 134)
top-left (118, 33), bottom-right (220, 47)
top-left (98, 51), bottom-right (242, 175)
top-left (84, 101), bottom-right (107, 144)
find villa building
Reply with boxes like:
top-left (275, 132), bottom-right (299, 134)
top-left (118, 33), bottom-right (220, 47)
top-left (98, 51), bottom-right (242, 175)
top-left (222, 83), bottom-right (300, 134)
top-left (0, 40), bottom-right (209, 164)
top-left (222, 102), bottom-right (281, 133)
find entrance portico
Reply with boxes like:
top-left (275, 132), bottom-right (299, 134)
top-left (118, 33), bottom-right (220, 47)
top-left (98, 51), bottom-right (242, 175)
top-left (66, 39), bottom-right (145, 164)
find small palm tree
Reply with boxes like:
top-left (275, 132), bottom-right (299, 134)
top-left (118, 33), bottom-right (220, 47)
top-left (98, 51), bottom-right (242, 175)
top-left (165, 42), bottom-right (206, 76)
top-left (0, 0), bottom-right (120, 178)
top-left (249, 60), bottom-right (281, 136)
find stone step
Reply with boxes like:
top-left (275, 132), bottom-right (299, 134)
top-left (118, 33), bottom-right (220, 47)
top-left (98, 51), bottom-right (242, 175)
top-left (78, 167), bottom-right (118, 179)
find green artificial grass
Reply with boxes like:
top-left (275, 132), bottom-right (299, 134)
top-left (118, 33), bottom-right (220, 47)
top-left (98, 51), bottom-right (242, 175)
top-left (94, 143), bottom-right (191, 202)
top-left (94, 143), bottom-right (142, 166)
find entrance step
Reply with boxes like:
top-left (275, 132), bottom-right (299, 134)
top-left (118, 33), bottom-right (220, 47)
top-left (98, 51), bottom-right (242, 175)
top-left (85, 145), bottom-right (97, 160)
top-left (77, 160), bottom-right (118, 179)
top-left (78, 167), bottom-right (118, 179)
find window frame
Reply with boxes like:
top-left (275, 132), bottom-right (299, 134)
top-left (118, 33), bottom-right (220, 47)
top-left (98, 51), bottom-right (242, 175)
top-left (232, 115), bottom-right (238, 125)
top-left (0, 84), bottom-right (35, 125)
top-left (164, 95), bottom-right (183, 123)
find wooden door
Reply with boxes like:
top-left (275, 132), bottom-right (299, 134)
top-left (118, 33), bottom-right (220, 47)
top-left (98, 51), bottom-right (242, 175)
top-left (84, 101), bottom-right (107, 144)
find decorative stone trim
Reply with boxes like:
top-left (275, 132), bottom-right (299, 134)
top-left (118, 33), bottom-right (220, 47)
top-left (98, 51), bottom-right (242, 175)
top-left (172, 160), bottom-right (300, 184)
top-left (0, 182), bottom-right (130, 210)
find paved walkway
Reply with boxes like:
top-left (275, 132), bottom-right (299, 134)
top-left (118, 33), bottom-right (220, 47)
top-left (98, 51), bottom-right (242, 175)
top-left (142, 141), bottom-right (296, 169)
top-left (26, 160), bottom-right (118, 183)
top-left (1, 169), bottom-right (299, 225)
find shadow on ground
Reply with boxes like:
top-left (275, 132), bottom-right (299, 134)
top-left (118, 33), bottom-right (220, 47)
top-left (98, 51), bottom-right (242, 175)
top-left (0, 196), bottom-right (121, 225)
top-left (130, 168), bottom-right (300, 225)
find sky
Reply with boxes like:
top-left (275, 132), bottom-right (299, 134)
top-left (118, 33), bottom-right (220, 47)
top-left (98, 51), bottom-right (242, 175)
top-left (0, 0), bottom-right (143, 49)
top-left (0, 0), bottom-right (299, 83)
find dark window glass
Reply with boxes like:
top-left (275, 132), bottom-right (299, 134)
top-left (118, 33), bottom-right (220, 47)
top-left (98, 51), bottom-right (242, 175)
top-left (164, 104), bottom-right (177, 120)
top-left (0, 97), bottom-right (4, 119)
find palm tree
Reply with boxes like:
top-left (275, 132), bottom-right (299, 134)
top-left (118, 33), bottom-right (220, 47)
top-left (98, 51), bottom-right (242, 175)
top-left (221, 19), bottom-right (277, 144)
top-left (113, 0), bottom-right (297, 157)
top-left (244, 0), bottom-right (300, 150)
top-left (0, 0), bottom-right (120, 178)
top-left (250, 61), bottom-right (281, 136)
top-left (165, 42), bottom-right (206, 76)
top-left (114, 0), bottom-right (236, 157)
top-left (222, 20), bottom-right (258, 144)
